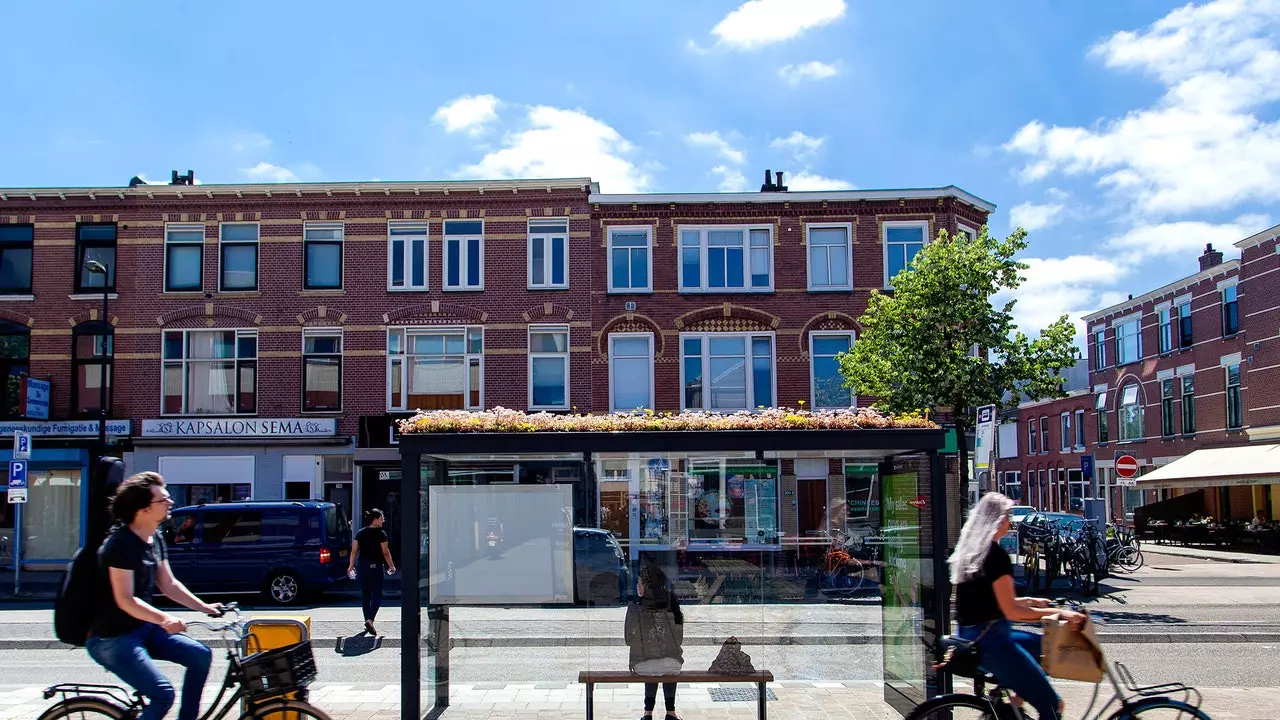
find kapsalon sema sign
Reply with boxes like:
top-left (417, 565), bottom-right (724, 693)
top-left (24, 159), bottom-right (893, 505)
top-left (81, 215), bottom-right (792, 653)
top-left (141, 418), bottom-right (337, 438)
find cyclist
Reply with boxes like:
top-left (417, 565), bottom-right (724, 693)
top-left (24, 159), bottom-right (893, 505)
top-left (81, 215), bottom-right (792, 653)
top-left (86, 472), bottom-right (224, 720)
top-left (949, 492), bottom-right (1087, 720)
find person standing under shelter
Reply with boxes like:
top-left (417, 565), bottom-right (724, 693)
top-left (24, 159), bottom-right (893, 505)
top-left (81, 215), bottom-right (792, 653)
top-left (349, 508), bottom-right (396, 635)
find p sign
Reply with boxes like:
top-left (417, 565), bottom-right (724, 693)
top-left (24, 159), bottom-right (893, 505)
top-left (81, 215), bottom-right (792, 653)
top-left (12, 431), bottom-right (30, 461)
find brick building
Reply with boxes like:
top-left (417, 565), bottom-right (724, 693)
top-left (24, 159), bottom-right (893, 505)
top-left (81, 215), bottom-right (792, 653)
top-left (994, 224), bottom-right (1280, 523)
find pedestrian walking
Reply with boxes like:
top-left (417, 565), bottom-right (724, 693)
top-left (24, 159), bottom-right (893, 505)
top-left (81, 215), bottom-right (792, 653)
top-left (348, 508), bottom-right (396, 635)
top-left (625, 563), bottom-right (684, 720)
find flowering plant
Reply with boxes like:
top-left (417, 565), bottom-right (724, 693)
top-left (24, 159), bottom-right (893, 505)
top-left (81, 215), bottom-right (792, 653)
top-left (397, 406), bottom-right (936, 434)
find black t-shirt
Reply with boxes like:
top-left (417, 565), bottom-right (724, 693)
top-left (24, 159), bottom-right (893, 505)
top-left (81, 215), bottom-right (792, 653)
top-left (954, 542), bottom-right (1013, 627)
top-left (93, 528), bottom-right (167, 638)
top-left (355, 526), bottom-right (388, 566)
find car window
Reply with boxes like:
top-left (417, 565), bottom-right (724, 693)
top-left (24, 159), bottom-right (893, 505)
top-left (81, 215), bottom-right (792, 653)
top-left (202, 511), bottom-right (263, 545)
top-left (163, 513), bottom-right (196, 546)
top-left (262, 510), bottom-right (302, 544)
top-left (324, 506), bottom-right (349, 542)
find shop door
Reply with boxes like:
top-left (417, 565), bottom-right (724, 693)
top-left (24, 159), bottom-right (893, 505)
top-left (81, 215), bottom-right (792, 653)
top-left (325, 483), bottom-right (353, 525)
top-left (360, 466), bottom-right (403, 565)
top-left (797, 479), bottom-right (827, 560)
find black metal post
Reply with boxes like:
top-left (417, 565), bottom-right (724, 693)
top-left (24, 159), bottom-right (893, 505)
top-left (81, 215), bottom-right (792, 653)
top-left (400, 448), bottom-right (421, 720)
top-left (98, 287), bottom-right (108, 453)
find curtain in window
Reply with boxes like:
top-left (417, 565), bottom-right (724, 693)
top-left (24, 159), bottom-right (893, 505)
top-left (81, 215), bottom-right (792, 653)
top-left (25, 469), bottom-right (81, 560)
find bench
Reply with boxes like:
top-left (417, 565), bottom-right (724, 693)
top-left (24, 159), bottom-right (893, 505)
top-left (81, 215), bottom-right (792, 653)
top-left (578, 670), bottom-right (775, 720)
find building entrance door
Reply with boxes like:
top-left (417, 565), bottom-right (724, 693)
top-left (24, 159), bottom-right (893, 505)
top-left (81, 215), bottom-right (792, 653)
top-left (797, 479), bottom-right (827, 561)
top-left (324, 482), bottom-right (353, 524)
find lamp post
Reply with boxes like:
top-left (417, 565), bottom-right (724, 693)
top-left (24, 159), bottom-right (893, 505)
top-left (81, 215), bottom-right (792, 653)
top-left (84, 260), bottom-right (109, 454)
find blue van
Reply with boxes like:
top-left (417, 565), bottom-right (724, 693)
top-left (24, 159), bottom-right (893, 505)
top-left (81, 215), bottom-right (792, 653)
top-left (161, 500), bottom-right (353, 605)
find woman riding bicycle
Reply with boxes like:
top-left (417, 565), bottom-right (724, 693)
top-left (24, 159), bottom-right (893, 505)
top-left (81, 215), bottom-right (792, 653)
top-left (950, 493), bottom-right (1087, 720)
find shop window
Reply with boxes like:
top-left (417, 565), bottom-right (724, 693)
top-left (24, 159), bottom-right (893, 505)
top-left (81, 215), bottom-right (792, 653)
top-left (72, 320), bottom-right (113, 416)
top-left (0, 320), bottom-right (30, 419)
top-left (809, 332), bottom-right (855, 409)
top-left (686, 460), bottom-right (779, 547)
top-left (844, 465), bottom-right (880, 532)
top-left (24, 469), bottom-right (82, 560)
top-left (162, 329), bottom-right (257, 415)
top-left (528, 326), bottom-right (569, 410)
top-left (302, 329), bottom-right (342, 412)
top-left (167, 482), bottom-right (252, 508)
top-left (387, 327), bottom-right (483, 411)
top-left (680, 332), bottom-right (774, 411)
top-left (75, 223), bottom-right (116, 293)
top-left (608, 334), bottom-right (653, 412)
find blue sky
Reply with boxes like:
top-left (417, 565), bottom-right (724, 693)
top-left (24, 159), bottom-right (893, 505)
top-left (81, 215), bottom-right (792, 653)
top-left (2, 0), bottom-right (1277, 340)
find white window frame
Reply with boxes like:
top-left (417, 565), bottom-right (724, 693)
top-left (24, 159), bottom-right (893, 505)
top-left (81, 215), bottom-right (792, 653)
top-left (679, 331), bottom-right (777, 412)
top-left (1119, 384), bottom-right (1142, 441)
top-left (387, 221), bottom-right (429, 291)
top-left (163, 223), bottom-right (205, 293)
top-left (527, 219), bottom-right (569, 290)
top-left (1092, 328), bottom-right (1107, 369)
top-left (1226, 363), bottom-right (1243, 429)
top-left (1060, 412), bottom-right (1071, 451)
top-left (957, 223), bottom-right (978, 241)
top-left (805, 222), bottom-right (853, 292)
top-left (302, 328), bottom-right (343, 413)
top-left (1028, 420), bottom-right (1038, 455)
top-left (1158, 307), bottom-right (1173, 354)
top-left (1074, 409), bottom-right (1086, 449)
top-left (1003, 470), bottom-right (1021, 502)
top-left (386, 326), bottom-right (484, 411)
top-left (160, 328), bottom-right (258, 416)
top-left (882, 219), bottom-right (929, 289)
top-left (528, 324), bottom-right (570, 411)
top-left (1114, 316), bottom-right (1141, 365)
top-left (607, 332), bottom-right (654, 413)
top-left (677, 224), bottom-right (774, 293)
top-left (809, 331), bottom-right (856, 409)
top-left (1039, 416), bottom-right (1049, 453)
top-left (606, 225), bottom-right (653, 293)
top-left (218, 222), bottom-right (259, 292)
top-left (443, 219), bottom-right (484, 291)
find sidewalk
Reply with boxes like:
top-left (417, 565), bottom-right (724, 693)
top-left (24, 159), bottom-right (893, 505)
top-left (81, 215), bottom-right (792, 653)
top-left (1140, 544), bottom-right (1280, 564)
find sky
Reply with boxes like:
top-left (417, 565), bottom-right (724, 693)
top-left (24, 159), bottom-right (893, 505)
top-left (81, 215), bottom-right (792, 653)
top-left (1, 0), bottom-right (1278, 344)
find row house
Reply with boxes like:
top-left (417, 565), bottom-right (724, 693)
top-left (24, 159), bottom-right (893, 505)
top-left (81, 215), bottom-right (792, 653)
top-left (0, 172), bottom-right (993, 567)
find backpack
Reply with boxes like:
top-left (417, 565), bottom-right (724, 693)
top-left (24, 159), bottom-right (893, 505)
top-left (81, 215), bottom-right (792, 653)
top-left (54, 546), bottom-right (100, 647)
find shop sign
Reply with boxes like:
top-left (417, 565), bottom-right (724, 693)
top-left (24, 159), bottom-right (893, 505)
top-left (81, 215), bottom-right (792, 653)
top-left (0, 420), bottom-right (131, 437)
top-left (142, 417), bottom-right (337, 438)
top-left (23, 378), bottom-right (50, 420)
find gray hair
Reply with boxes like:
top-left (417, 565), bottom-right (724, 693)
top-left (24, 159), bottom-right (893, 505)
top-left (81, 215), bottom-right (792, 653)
top-left (947, 492), bottom-right (1014, 584)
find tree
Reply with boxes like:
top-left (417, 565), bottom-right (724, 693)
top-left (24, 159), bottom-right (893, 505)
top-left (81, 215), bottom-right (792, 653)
top-left (838, 226), bottom-right (1077, 502)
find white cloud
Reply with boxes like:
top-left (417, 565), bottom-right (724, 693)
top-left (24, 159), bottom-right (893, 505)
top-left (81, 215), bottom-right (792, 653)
top-left (786, 171), bottom-right (854, 191)
top-left (711, 165), bottom-right (748, 192)
top-left (711, 0), bottom-right (846, 49)
top-left (230, 132), bottom-right (272, 153)
top-left (778, 61), bottom-right (839, 85)
top-left (1001, 255), bottom-right (1129, 336)
top-left (1104, 214), bottom-right (1270, 260)
top-left (460, 105), bottom-right (651, 193)
top-left (685, 131), bottom-right (746, 165)
top-left (771, 131), bottom-right (825, 161)
top-left (432, 94), bottom-right (500, 135)
top-left (1004, 0), bottom-right (1280, 217)
top-left (242, 162), bottom-right (300, 183)
top-left (1009, 201), bottom-right (1066, 232)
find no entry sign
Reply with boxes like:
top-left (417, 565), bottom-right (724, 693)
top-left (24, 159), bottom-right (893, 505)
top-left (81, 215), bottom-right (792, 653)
top-left (1115, 454), bottom-right (1140, 479)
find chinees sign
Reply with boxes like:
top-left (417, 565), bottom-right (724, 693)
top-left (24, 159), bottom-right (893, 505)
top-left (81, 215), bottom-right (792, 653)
top-left (141, 418), bottom-right (337, 438)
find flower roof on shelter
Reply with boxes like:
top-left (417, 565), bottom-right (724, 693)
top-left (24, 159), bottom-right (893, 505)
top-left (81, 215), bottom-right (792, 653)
top-left (397, 406), bottom-right (936, 434)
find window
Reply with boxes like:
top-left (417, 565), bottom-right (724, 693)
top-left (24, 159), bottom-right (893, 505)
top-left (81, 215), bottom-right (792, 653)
top-left (1028, 420), bottom-right (1038, 455)
top-left (302, 330), bottom-right (342, 412)
top-left (1119, 384), bottom-right (1142, 441)
top-left (162, 330), bottom-right (257, 415)
top-left (608, 333), bottom-right (653, 412)
top-left (809, 332), bottom-right (855, 408)
top-left (1074, 409), bottom-right (1086, 448)
top-left (163, 224), bottom-right (204, 292)
top-left (529, 326), bottom-right (569, 410)
top-left (0, 225), bottom-right (33, 295)
top-left (443, 220), bottom-right (484, 290)
top-left (806, 223), bottom-right (852, 291)
top-left (72, 321), bottom-right (113, 416)
top-left (1115, 317), bottom-right (1141, 365)
top-left (1222, 285), bottom-right (1239, 336)
top-left (679, 225), bottom-right (772, 292)
top-left (528, 219), bottom-right (568, 289)
top-left (1067, 469), bottom-right (1087, 511)
top-left (388, 222), bottom-right (428, 291)
top-left (1226, 363), bottom-right (1242, 430)
top-left (1092, 329), bottom-right (1106, 370)
top-left (1181, 374), bottom-right (1196, 434)
top-left (219, 223), bottom-right (259, 291)
top-left (1178, 301), bottom-right (1193, 349)
top-left (1003, 471), bottom-right (1022, 502)
top-left (0, 321), bottom-right (29, 418)
top-left (883, 220), bottom-right (927, 288)
top-left (387, 327), bottom-right (483, 411)
top-left (607, 227), bottom-right (651, 292)
top-left (1059, 413), bottom-right (1071, 451)
top-left (1096, 391), bottom-right (1109, 443)
top-left (75, 223), bottom-right (116, 292)
top-left (957, 224), bottom-right (978, 241)
top-left (681, 333), bottom-right (775, 411)
top-left (303, 222), bottom-right (343, 290)
top-left (1158, 308), bottom-right (1172, 354)
top-left (1039, 416), bottom-right (1049, 453)
top-left (1161, 379), bottom-right (1175, 438)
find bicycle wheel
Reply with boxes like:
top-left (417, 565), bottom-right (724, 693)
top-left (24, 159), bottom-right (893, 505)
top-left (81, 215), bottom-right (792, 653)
top-left (1109, 697), bottom-right (1212, 719)
top-left (38, 697), bottom-right (130, 720)
top-left (904, 693), bottom-right (1001, 719)
top-left (240, 699), bottom-right (334, 720)
top-left (1118, 546), bottom-right (1144, 572)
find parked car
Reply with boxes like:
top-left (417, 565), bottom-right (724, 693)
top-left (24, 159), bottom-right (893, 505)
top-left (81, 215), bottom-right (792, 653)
top-left (999, 506), bottom-right (1036, 554)
top-left (1017, 511), bottom-right (1091, 552)
top-left (573, 527), bottom-right (632, 606)
top-left (1009, 505), bottom-right (1035, 526)
top-left (161, 500), bottom-right (353, 605)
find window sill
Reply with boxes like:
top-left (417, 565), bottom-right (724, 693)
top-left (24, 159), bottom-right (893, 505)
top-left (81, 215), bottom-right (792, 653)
top-left (302, 409), bottom-right (343, 415)
top-left (69, 293), bottom-right (118, 301)
top-left (1223, 333), bottom-right (1240, 341)
top-left (530, 407), bottom-right (571, 413)
top-left (0, 294), bottom-right (35, 302)
top-left (679, 289), bottom-right (775, 295)
top-left (807, 286), bottom-right (854, 293)
top-left (388, 287), bottom-right (431, 293)
top-left (1181, 432), bottom-right (1196, 439)
top-left (442, 287), bottom-right (485, 292)
top-left (528, 285), bottom-right (570, 291)
top-left (300, 289), bottom-right (346, 296)
top-left (217, 290), bottom-right (261, 297)
top-left (162, 290), bottom-right (205, 297)
top-left (607, 289), bottom-right (654, 295)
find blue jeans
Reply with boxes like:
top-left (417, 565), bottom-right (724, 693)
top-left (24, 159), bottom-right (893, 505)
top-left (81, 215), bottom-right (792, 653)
top-left (87, 624), bottom-right (212, 720)
top-left (959, 619), bottom-right (1060, 720)
top-left (359, 563), bottom-right (385, 623)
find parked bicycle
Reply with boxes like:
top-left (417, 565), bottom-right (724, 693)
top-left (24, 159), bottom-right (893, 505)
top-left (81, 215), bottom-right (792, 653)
top-left (38, 604), bottom-right (332, 720)
top-left (1106, 524), bottom-right (1144, 573)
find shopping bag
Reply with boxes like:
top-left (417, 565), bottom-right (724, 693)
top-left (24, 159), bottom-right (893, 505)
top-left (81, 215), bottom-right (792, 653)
top-left (1040, 613), bottom-right (1105, 683)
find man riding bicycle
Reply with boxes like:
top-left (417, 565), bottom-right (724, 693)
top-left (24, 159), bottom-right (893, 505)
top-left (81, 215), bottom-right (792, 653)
top-left (87, 472), bottom-right (224, 720)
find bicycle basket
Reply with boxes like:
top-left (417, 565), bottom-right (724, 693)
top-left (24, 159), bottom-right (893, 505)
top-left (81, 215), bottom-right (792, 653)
top-left (240, 640), bottom-right (318, 700)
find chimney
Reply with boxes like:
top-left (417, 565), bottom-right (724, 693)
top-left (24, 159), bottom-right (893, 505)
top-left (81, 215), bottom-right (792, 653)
top-left (127, 176), bottom-right (144, 189)
top-left (1198, 243), bottom-right (1223, 271)
top-left (760, 169), bottom-right (776, 192)
top-left (169, 169), bottom-right (195, 186)
top-left (774, 170), bottom-right (787, 192)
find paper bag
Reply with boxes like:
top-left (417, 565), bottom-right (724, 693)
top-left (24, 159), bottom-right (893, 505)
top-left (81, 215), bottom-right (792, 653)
top-left (1040, 613), bottom-right (1105, 683)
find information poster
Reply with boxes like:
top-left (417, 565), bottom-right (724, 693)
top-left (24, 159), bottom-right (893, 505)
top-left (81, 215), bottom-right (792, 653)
top-left (881, 471), bottom-right (924, 702)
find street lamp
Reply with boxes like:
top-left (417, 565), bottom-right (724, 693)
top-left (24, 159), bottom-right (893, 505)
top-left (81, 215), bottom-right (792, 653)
top-left (83, 259), bottom-right (109, 454)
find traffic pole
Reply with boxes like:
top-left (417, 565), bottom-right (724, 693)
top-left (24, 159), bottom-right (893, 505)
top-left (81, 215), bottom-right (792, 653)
top-left (12, 503), bottom-right (19, 595)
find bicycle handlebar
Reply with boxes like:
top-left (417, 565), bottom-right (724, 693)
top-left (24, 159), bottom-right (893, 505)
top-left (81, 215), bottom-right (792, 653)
top-left (184, 602), bottom-right (245, 634)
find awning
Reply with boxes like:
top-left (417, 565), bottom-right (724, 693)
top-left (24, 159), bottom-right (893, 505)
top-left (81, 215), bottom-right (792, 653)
top-left (1136, 444), bottom-right (1280, 489)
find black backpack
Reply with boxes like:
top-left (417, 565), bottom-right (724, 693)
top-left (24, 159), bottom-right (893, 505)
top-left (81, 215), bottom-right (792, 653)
top-left (54, 546), bottom-right (100, 647)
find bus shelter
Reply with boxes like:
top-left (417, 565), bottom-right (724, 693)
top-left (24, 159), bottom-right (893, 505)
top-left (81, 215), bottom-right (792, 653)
top-left (396, 418), bottom-right (953, 718)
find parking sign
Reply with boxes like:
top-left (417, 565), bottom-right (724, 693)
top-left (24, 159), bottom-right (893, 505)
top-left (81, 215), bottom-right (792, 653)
top-left (12, 431), bottom-right (30, 461)
top-left (7, 460), bottom-right (27, 504)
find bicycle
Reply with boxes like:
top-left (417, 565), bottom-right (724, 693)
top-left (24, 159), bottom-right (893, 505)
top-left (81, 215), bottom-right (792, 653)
top-left (1105, 525), bottom-right (1144, 573)
top-left (38, 603), bottom-right (333, 720)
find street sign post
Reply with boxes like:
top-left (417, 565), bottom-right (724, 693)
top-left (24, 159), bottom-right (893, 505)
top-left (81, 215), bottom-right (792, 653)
top-left (12, 431), bottom-right (31, 461)
top-left (7, 460), bottom-right (27, 503)
top-left (1115, 453), bottom-right (1139, 487)
top-left (8, 460), bottom-right (26, 595)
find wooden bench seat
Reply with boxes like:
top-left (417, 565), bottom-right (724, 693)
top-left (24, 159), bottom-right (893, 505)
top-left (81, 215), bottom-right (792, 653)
top-left (577, 670), bottom-right (775, 720)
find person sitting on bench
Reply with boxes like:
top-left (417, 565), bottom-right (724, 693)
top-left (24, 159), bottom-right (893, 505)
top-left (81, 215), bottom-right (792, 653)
top-left (626, 563), bottom-right (685, 720)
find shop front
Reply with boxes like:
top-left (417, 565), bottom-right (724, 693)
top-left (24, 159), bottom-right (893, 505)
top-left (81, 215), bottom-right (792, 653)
top-left (126, 417), bottom-right (351, 511)
top-left (395, 422), bottom-right (952, 719)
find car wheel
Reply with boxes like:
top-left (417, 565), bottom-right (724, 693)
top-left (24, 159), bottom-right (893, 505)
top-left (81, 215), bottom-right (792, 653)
top-left (266, 570), bottom-right (303, 605)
